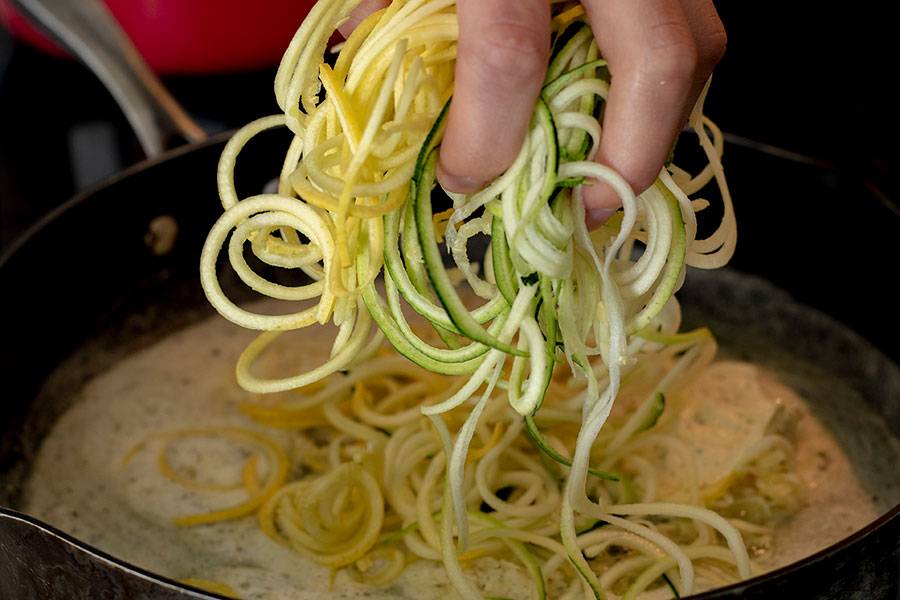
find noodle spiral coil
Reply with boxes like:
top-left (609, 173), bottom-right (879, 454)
top-left (260, 462), bottom-right (385, 567)
top-left (190, 1), bottom-right (773, 599)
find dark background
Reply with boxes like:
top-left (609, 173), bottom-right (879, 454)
top-left (1, 2), bottom-right (898, 253)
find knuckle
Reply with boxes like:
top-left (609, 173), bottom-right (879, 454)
top-left (700, 25), bottom-right (728, 69)
top-left (474, 22), bottom-right (549, 82)
top-left (643, 20), bottom-right (699, 85)
top-left (691, 2), bottom-right (728, 70)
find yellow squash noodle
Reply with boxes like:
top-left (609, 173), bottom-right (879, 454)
top-left (259, 462), bottom-right (385, 567)
top-left (187, 1), bottom-right (775, 599)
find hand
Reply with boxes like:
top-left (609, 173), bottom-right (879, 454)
top-left (339, 0), bottom-right (726, 229)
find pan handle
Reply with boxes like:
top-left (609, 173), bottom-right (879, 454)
top-left (9, 0), bottom-right (208, 158)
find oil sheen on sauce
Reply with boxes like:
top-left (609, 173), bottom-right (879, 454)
top-left (22, 310), bottom-right (882, 600)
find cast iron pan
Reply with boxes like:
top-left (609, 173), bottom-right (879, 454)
top-left (2, 0), bottom-right (899, 596)
top-left (1, 123), bottom-right (899, 599)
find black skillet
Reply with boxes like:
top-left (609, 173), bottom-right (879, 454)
top-left (1, 0), bottom-right (899, 598)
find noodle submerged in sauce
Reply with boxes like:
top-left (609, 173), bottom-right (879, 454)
top-left (22, 304), bottom-right (882, 600)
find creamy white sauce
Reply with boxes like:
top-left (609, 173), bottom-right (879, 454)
top-left (675, 362), bottom-right (779, 488)
top-left (21, 310), bottom-right (883, 599)
top-left (673, 361), bottom-right (880, 571)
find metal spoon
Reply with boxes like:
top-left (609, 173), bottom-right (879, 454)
top-left (0, 508), bottom-right (223, 599)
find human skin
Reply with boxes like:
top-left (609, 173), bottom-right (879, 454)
top-left (338, 0), bottom-right (726, 229)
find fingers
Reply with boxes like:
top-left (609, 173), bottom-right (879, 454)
top-left (337, 0), bottom-right (390, 39)
top-left (680, 0), bottom-right (728, 79)
top-left (333, 0), bottom-right (726, 231)
top-left (436, 0), bottom-right (551, 193)
top-left (581, 0), bottom-right (726, 228)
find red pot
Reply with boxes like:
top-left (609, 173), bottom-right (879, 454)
top-left (0, 0), bottom-right (317, 74)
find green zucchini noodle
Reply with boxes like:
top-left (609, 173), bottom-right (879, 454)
top-left (191, 1), bottom-right (802, 598)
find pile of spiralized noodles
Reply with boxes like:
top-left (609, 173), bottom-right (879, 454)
top-left (188, 0), bottom-right (801, 598)
top-left (139, 340), bottom-right (802, 599)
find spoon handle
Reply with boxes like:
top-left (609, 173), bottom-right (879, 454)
top-left (0, 508), bottom-right (212, 598)
top-left (9, 0), bottom-right (207, 157)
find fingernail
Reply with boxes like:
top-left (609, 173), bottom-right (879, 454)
top-left (436, 160), bottom-right (485, 194)
top-left (582, 178), bottom-right (624, 229)
top-left (586, 207), bottom-right (619, 230)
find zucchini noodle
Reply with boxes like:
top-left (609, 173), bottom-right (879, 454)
top-left (123, 427), bottom-right (290, 526)
top-left (141, 350), bottom-right (802, 598)
top-left (258, 462), bottom-right (385, 567)
top-left (190, 1), bottom-right (803, 598)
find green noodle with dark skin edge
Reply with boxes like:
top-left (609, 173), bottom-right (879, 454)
top-left (196, 1), bottom-right (755, 598)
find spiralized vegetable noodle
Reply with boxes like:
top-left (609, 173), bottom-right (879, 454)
top-left (193, 0), bottom-right (762, 598)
